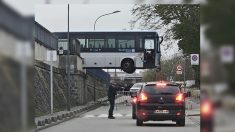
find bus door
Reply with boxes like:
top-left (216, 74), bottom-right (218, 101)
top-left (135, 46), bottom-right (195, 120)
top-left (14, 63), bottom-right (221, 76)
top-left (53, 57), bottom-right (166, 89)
top-left (144, 38), bottom-right (155, 68)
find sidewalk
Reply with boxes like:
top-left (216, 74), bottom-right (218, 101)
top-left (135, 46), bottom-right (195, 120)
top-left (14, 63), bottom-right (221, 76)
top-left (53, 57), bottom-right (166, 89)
top-left (35, 96), bottom-right (109, 131)
top-left (185, 98), bottom-right (200, 125)
top-left (185, 97), bottom-right (200, 110)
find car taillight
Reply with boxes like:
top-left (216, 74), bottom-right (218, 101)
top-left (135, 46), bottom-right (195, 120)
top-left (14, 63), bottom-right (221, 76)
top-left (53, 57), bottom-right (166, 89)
top-left (176, 93), bottom-right (184, 102)
top-left (138, 93), bottom-right (148, 102)
top-left (201, 101), bottom-right (212, 115)
top-left (132, 97), bottom-right (137, 104)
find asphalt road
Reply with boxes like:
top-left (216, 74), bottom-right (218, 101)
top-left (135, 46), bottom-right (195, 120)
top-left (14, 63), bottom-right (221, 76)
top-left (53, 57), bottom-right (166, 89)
top-left (40, 102), bottom-right (200, 132)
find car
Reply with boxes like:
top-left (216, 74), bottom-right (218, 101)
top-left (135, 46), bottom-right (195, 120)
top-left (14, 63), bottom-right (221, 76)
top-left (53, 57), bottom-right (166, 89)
top-left (201, 90), bottom-right (214, 132)
top-left (135, 81), bottom-right (186, 126)
top-left (130, 83), bottom-right (144, 119)
top-left (130, 83), bottom-right (144, 97)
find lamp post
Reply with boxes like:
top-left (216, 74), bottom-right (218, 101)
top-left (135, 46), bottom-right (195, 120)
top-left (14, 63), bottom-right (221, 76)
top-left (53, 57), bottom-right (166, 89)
top-left (93, 10), bottom-right (121, 31)
top-left (67, 2), bottom-right (71, 111)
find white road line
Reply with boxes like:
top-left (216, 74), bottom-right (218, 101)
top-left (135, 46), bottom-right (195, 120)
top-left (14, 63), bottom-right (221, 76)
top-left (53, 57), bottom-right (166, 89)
top-left (113, 113), bottom-right (123, 117)
top-left (97, 114), bottom-right (108, 118)
top-left (82, 115), bottom-right (95, 118)
top-left (81, 113), bottom-right (133, 118)
top-left (125, 114), bottom-right (132, 117)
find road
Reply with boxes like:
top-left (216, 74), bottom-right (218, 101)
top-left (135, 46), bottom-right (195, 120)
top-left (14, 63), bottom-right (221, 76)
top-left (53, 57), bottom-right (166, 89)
top-left (39, 100), bottom-right (200, 132)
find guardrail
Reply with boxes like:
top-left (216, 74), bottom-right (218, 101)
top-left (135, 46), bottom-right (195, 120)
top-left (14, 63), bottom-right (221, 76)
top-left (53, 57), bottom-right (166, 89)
top-left (116, 91), bottom-right (133, 106)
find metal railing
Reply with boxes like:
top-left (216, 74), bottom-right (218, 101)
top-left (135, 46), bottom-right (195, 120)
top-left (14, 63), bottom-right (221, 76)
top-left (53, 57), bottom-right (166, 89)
top-left (35, 22), bottom-right (58, 50)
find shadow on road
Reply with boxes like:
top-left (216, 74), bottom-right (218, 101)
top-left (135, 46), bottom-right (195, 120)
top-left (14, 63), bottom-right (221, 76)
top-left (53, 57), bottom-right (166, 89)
top-left (142, 123), bottom-right (177, 127)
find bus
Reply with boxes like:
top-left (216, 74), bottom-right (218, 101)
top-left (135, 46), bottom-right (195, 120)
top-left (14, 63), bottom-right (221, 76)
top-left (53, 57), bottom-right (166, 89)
top-left (55, 31), bottom-right (163, 74)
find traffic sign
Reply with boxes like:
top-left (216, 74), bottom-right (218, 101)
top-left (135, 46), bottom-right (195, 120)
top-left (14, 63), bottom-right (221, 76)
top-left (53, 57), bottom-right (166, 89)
top-left (220, 46), bottom-right (234, 64)
top-left (190, 54), bottom-right (199, 65)
top-left (176, 71), bottom-right (182, 74)
top-left (46, 50), bottom-right (57, 61)
top-left (176, 65), bottom-right (182, 71)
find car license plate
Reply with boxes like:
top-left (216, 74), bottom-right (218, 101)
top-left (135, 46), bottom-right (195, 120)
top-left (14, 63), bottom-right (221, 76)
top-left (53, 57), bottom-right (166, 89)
top-left (155, 110), bottom-right (169, 114)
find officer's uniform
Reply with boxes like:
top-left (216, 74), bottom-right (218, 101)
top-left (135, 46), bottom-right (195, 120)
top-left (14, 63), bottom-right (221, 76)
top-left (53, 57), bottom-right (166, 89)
top-left (108, 83), bottom-right (116, 119)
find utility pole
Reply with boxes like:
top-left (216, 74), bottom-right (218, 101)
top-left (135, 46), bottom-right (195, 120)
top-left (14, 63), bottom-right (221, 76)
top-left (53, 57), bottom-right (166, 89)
top-left (67, 3), bottom-right (71, 111)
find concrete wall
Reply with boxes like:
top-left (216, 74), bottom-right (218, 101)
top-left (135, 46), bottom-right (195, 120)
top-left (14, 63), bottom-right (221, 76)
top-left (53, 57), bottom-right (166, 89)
top-left (35, 61), bottom-right (108, 116)
top-left (59, 55), bottom-right (83, 72)
top-left (35, 42), bottom-right (59, 68)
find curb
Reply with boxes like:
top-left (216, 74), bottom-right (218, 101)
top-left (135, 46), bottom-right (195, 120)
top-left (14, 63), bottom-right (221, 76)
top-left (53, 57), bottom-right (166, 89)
top-left (187, 113), bottom-right (200, 116)
top-left (35, 102), bottom-right (103, 131)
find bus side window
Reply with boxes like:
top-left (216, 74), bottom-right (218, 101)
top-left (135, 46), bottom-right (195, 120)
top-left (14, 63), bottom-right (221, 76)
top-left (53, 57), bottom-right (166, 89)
top-left (107, 38), bottom-right (115, 48)
top-left (78, 39), bottom-right (86, 48)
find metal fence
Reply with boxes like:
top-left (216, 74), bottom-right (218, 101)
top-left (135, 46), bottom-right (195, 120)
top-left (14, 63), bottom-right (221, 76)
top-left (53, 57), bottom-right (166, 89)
top-left (116, 91), bottom-right (133, 105)
top-left (34, 22), bottom-right (58, 50)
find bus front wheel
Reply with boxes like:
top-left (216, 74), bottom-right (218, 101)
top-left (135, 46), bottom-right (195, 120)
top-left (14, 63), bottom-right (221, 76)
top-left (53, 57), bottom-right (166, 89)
top-left (121, 59), bottom-right (136, 74)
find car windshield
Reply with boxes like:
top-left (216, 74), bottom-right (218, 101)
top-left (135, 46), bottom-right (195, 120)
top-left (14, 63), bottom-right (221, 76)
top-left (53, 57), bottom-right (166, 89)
top-left (132, 83), bottom-right (143, 88)
top-left (143, 85), bottom-right (179, 95)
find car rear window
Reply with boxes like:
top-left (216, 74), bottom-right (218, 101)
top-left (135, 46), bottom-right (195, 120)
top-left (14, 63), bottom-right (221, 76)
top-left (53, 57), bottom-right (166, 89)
top-left (142, 85), bottom-right (180, 95)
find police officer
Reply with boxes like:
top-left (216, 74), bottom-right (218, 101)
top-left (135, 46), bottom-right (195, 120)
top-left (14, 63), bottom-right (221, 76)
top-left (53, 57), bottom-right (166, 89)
top-left (108, 81), bottom-right (117, 119)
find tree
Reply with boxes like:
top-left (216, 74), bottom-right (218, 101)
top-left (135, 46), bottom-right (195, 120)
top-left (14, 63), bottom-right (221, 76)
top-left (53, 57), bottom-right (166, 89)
top-left (131, 4), bottom-right (200, 54)
top-left (142, 56), bottom-right (195, 83)
top-left (131, 4), bottom-right (200, 86)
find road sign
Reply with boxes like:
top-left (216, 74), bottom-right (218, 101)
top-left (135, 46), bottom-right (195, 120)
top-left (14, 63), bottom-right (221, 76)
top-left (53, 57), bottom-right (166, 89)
top-left (190, 54), bottom-right (199, 65)
top-left (220, 46), bottom-right (234, 64)
top-left (176, 65), bottom-right (182, 71)
top-left (46, 50), bottom-right (57, 114)
top-left (46, 50), bottom-right (57, 62)
top-left (176, 71), bottom-right (182, 74)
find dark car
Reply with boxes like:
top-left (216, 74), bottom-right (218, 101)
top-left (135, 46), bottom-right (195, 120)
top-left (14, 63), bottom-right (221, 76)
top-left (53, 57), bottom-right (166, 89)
top-left (135, 82), bottom-right (186, 126)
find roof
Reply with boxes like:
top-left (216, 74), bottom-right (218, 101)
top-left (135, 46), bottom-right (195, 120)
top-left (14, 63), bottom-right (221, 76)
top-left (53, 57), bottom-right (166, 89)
top-left (55, 30), bottom-right (158, 33)
top-left (54, 31), bottom-right (159, 39)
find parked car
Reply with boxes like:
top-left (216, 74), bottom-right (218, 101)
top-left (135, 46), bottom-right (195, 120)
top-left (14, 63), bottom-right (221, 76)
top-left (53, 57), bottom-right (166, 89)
top-left (135, 81), bottom-right (187, 126)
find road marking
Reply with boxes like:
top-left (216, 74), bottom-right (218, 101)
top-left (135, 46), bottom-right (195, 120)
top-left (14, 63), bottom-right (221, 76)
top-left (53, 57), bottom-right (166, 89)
top-left (125, 114), bottom-right (132, 117)
top-left (97, 114), bottom-right (108, 118)
top-left (82, 115), bottom-right (95, 118)
top-left (113, 113), bottom-right (122, 117)
top-left (81, 113), bottom-right (133, 118)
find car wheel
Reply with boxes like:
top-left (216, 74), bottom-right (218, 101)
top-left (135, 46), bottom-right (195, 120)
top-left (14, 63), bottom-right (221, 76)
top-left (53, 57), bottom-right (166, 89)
top-left (176, 118), bottom-right (185, 126)
top-left (121, 59), bottom-right (135, 74)
top-left (136, 118), bottom-right (143, 126)
top-left (132, 106), bottom-right (136, 119)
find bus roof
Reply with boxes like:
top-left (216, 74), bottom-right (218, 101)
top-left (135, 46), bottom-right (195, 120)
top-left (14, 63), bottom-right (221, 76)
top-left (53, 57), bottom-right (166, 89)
top-left (54, 31), bottom-right (159, 39)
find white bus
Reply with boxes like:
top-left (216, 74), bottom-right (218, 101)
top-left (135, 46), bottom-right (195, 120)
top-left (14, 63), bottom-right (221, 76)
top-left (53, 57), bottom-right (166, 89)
top-left (55, 31), bottom-right (162, 74)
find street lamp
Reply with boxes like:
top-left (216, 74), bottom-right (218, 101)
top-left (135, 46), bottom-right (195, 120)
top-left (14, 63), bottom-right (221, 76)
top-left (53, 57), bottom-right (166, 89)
top-left (93, 10), bottom-right (121, 31)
